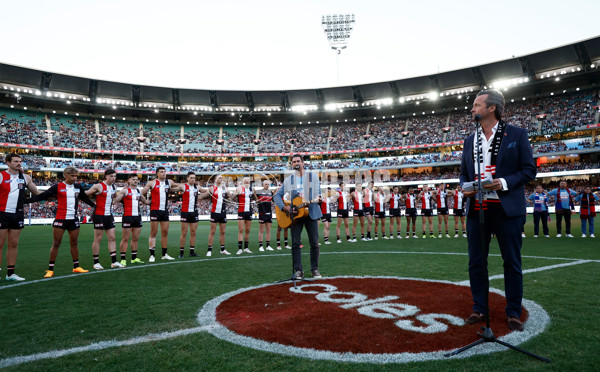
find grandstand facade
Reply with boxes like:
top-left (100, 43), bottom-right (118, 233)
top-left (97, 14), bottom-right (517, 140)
top-left (0, 37), bottom-right (599, 220)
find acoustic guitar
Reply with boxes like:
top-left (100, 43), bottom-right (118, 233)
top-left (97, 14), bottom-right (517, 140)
top-left (275, 196), bottom-right (321, 228)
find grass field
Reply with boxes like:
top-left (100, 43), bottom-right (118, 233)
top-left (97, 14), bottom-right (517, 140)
top-left (1, 216), bottom-right (599, 371)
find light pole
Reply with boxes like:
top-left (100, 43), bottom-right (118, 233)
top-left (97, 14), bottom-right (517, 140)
top-left (321, 13), bottom-right (355, 86)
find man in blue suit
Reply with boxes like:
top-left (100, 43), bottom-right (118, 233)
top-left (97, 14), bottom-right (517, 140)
top-left (273, 154), bottom-right (322, 280)
top-left (460, 89), bottom-right (536, 331)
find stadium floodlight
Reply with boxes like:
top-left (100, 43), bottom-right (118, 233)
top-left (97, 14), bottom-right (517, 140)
top-left (322, 13), bottom-right (355, 85)
top-left (321, 13), bottom-right (355, 54)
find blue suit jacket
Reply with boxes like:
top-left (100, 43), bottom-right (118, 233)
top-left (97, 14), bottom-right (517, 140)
top-left (459, 122), bottom-right (536, 217)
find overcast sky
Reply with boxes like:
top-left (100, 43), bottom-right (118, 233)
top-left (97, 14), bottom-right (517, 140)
top-left (1, 0), bottom-right (598, 91)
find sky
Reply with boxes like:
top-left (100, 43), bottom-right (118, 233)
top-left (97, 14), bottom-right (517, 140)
top-left (1, 0), bottom-right (598, 91)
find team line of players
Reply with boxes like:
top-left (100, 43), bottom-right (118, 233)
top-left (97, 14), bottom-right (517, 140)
top-left (0, 159), bottom-right (468, 281)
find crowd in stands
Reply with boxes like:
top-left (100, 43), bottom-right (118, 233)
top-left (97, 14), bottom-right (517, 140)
top-left (535, 142), bottom-right (569, 153)
top-left (258, 126), bottom-right (295, 152)
top-left (329, 123), bottom-right (368, 151)
top-left (100, 120), bottom-right (140, 152)
top-left (143, 125), bottom-right (180, 153)
top-left (51, 117), bottom-right (97, 149)
top-left (184, 127), bottom-right (220, 153)
top-left (538, 91), bottom-right (598, 133)
top-left (364, 120), bottom-right (403, 148)
top-left (0, 112), bottom-right (48, 146)
top-left (220, 128), bottom-right (255, 153)
top-left (405, 115), bottom-right (447, 145)
top-left (1, 89), bottom-right (597, 155)
top-left (293, 126), bottom-right (330, 152)
top-left (537, 160), bottom-right (600, 172)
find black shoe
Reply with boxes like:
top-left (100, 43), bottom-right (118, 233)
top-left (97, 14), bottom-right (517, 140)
top-left (189, 252), bottom-right (199, 257)
top-left (178, 253), bottom-right (184, 259)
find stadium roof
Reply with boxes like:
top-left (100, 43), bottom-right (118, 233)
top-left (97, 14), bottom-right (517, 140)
top-left (1, 36), bottom-right (600, 125)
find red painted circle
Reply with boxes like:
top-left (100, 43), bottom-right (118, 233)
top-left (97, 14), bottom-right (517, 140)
top-left (216, 278), bottom-right (527, 354)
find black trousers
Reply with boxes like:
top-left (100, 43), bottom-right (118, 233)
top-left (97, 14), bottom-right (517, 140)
top-left (291, 217), bottom-right (320, 273)
top-left (555, 209), bottom-right (572, 234)
top-left (532, 210), bottom-right (549, 236)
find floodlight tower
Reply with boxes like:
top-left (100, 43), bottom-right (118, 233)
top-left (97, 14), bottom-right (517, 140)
top-left (321, 13), bottom-right (355, 86)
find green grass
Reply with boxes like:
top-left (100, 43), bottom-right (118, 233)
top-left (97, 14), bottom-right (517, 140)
top-left (0, 216), bottom-right (599, 371)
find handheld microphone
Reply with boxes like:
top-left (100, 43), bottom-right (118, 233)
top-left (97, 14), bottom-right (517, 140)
top-left (474, 114), bottom-right (482, 122)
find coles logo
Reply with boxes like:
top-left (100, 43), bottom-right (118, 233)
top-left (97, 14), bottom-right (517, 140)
top-left (198, 276), bottom-right (549, 363)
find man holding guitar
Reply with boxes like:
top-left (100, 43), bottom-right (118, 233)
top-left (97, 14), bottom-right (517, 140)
top-left (273, 154), bottom-right (322, 280)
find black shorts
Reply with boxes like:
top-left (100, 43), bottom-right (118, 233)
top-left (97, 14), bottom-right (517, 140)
top-left (374, 211), bottom-right (386, 219)
top-left (405, 208), bottom-right (417, 218)
top-left (354, 209), bottom-right (365, 217)
top-left (211, 212), bottom-right (227, 224)
top-left (180, 212), bottom-right (199, 223)
top-left (122, 215), bottom-right (142, 228)
top-left (0, 211), bottom-right (24, 230)
top-left (364, 207), bottom-right (374, 216)
top-left (53, 219), bottom-right (80, 231)
top-left (454, 209), bottom-right (465, 217)
top-left (437, 207), bottom-right (449, 216)
top-left (93, 215), bottom-right (115, 230)
top-left (238, 211), bottom-right (252, 221)
top-left (389, 208), bottom-right (401, 217)
top-left (337, 209), bottom-right (349, 219)
top-left (150, 210), bottom-right (170, 222)
top-left (259, 213), bottom-right (272, 224)
top-left (422, 209), bottom-right (433, 217)
top-left (321, 213), bottom-right (332, 223)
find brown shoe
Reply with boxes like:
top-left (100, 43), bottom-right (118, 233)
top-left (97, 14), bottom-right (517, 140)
top-left (507, 316), bottom-right (524, 331)
top-left (465, 312), bottom-right (484, 324)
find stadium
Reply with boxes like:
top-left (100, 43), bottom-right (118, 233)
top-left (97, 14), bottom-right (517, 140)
top-left (1, 4), bottom-right (599, 371)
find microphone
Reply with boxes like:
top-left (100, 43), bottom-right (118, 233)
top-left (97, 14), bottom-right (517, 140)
top-left (474, 114), bottom-right (482, 122)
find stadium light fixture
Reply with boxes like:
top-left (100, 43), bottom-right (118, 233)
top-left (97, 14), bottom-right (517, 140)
top-left (322, 13), bottom-right (355, 85)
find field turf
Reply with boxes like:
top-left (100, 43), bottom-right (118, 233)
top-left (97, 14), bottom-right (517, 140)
top-left (0, 216), bottom-right (599, 371)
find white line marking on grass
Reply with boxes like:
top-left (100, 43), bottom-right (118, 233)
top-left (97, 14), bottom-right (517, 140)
top-left (1, 251), bottom-right (598, 291)
top-left (0, 325), bottom-right (217, 369)
top-left (455, 259), bottom-right (594, 285)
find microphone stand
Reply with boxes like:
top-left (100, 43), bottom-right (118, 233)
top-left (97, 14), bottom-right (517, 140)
top-left (445, 119), bottom-right (549, 363)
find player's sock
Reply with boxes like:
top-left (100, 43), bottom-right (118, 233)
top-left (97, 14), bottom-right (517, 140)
top-left (7, 265), bottom-right (14, 276)
top-left (132, 250), bottom-right (138, 260)
top-left (149, 248), bottom-right (155, 257)
top-left (161, 248), bottom-right (167, 256)
top-left (72, 260), bottom-right (80, 269)
top-left (110, 251), bottom-right (117, 263)
top-left (48, 261), bottom-right (55, 271)
top-left (93, 255), bottom-right (100, 264)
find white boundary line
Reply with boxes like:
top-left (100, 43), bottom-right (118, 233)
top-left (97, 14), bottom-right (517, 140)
top-left (455, 259), bottom-right (594, 286)
top-left (0, 326), bottom-right (213, 369)
top-left (1, 251), bottom-right (598, 291)
top-left (0, 251), bottom-right (596, 367)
